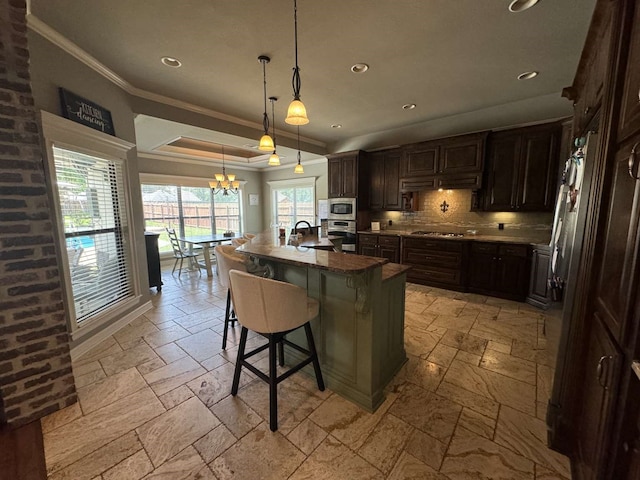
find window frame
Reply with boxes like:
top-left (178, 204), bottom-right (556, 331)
top-left (41, 111), bottom-right (140, 340)
top-left (140, 174), bottom-right (245, 256)
top-left (267, 177), bottom-right (317, 229)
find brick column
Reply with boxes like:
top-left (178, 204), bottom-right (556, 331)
top-left (0, 0), bottom-right (76, 431)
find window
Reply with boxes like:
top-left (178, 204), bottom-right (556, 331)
top-left (53, 146), bottom-right (133, 325)
top-left (268, 178), bottom-right (315, 231)
top-left (141, 182), bottom-right (242, 254)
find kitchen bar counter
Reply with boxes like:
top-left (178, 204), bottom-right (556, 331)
top-left (236, 230), bottom-right (407, 412)
top-left (238, 231), bottom-right (388, 274)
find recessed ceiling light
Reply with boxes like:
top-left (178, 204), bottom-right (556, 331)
top-left (402, 103), bottom-right (417, 110)
top-left (351, 63), bottom-right (369, 73)
top-left (331, 124), bottom-right (342, 129)
top-left (508, 0), bottom-right (540, 13)
top-left (161, 56), bottom-right (182, 68)
top-left (517, 71), bottom-right (538, 80)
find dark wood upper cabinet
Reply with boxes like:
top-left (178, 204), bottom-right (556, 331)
top-left (368, 148), bottom-right (402, 210)
top-left (328, 151), bottom-right (363, 198)
top-left (400, 132), bottom-right (487, 191)
top-left (484, 123), bottom-right (560, 212)
top-left (593, 137), bottom-right (640, 345)
top-left (402, 141), bottom-right (438, 176)
top-left (618, 0), bottom-right (640, 142)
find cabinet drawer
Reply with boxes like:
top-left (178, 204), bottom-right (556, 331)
top-left (403, 237), bottom-right (464, 252)
top-left (404, 249), bottom-right (461, 268)
top-left (471, 242), bottom-right (499, 254)
top-left (408, 266), bottom-right (462, 286)
top-left (378, 235), bottom-right (400, 247)
top-left (498, 244), bottom-right (528, 257)
top-left (359, 234), bottom-right (378, 245)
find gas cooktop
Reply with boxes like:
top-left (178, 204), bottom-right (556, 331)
top-left (410, 231), bottom-right (465, 238)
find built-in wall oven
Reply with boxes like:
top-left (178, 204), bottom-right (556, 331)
top-left (327, 219), bottom-right (356, 252)
top-left (328, 198), bottom-right (356, 221)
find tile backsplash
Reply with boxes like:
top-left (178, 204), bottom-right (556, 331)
top-left (372, 190), bottom-right (553, 237)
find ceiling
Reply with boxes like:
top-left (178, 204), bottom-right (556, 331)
top-left (28, 0), bottom-right (596, 168)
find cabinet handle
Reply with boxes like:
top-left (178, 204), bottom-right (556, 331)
top-left (597, 355), bottom-right (613, 390)
top-left (629, 143), bottom-right (640, 180)
top-left (584, 106), bottom-right (590, 116)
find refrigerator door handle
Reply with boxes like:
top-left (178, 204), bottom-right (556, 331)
top-left (629, 142), bottom-right (640, 180)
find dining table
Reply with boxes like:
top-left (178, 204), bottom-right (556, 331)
top-left (178, 233), bottom-right (241, 277)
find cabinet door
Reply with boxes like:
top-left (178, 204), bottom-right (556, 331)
top-left (528, 246), bottom-right (550, 305)
top-left (575, 314), bottom-right (620, 480)
top-left (383, 150), bottom-right (402, 209)
top-left (341, 155), bottom-right (358, 198)
top-left (402, 141), bottom-right (438, 176)
top-left (328, 158), bottom-right (343, 198)
top-left (439, 134), bottom-right (485, 175)
top-left (593, 138), bottom-right (640, 343)
top-left (359, 244), bottom-right (378, 257)
top-left (368, 152), bottom-right (384, 209)
top-left (618, 0), bottom-right (640, 141)
top-left (468, 252), bottom-right (496, 290)
top-left (495, 255), bottom-right (529, 299)
top-left (485, 134), bottom-right (520, 211)
top-left (517, 126), bottom-right (559, 211)
top-left (379, 236), bottom-right (400, 263)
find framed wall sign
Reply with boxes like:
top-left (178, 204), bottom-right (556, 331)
top-left (59, 88), bottom-right (116, 136)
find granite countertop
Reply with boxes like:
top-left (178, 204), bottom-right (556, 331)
top-left (381, 263), bottom-right (412, 282)
top-left (237, 231), bottom-right (388, 274)
top-left (358, 229), bottom-right (551, 246)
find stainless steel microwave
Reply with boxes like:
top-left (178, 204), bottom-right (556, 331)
top-left (328, 198), bottom-right (356, 220)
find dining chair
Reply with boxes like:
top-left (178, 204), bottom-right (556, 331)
top-left (214, 245), bottom-right (248, 349)
top-left (228, 270), bottom-right (325, 432)
top-left (231, 237), bottom-right (248, 247)
top-left (166, 228), bottom-right (200, 277)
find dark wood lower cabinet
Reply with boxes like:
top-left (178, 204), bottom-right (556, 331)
top-left (357, 233), bottom-right (400, 263)
top-left (402, 237), bottom-right (467, 291)
top-left (468, 242), bottom-right (531, 301)
top-left (574, 314), bottom-right (621, 480)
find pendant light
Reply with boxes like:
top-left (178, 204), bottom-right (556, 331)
top-left (209, 145), bottom-right (239, 195)
top-left (294, 126), bottom-right (304, 174)
top-left (285, 0), bottom-right (309, 125)
top-left (268, 96), bottom-right (281, 166)
top-left (258, 55), bottom-right (275, 151)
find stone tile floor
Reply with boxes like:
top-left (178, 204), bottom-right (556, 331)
top-left (42, 265), bottom-right (571, 479)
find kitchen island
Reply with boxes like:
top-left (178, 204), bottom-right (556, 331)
top-left (236, 231), bottom-right (410, 412)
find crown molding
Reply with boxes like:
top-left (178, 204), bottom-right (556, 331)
top-left (136, 152), bottom-right (262, 172)
top-left (26, 13), bottom-right (326, 149)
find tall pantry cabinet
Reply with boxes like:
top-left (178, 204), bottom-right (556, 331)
top-left (548, 1), bottom-right (640, 479)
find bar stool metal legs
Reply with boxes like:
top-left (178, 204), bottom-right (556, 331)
top-left (231, 322), bottom-right (325, 432)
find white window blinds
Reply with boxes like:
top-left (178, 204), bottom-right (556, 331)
top-left (53, 146), bottom-right (133, 324)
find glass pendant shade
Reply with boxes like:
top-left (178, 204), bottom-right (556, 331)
top-left (209, 181), bottom-right (217, 189)
top-left (268, 152), bottom-right (280, 166)
top-left (232, 181), bottom-right (240, 189)
top-left (285, 99), bottom-right (309, 125)
top-left (226, 173), bottom-right (236, 182)
top-left (258, 133), bottom-right (275, 151)
top-left (215, 173), bottom-right (225, 182)
top-left (294, 162), bottom-right (304, 174)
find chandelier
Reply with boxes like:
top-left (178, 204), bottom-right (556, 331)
top-left (285, 0), bottom-right (309, 125)
top-left (209, 146), bottom-right (239, 195)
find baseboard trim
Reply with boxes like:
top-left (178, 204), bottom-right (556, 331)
top-left (70, 301), bottom-right (153, 361)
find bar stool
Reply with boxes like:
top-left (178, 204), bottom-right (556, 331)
top-left (214, 245), bottom-right (247, 349)
top-left (231, 237), bottom-right (248, 247)
top-left (228, 270), bottom-right (325, 432)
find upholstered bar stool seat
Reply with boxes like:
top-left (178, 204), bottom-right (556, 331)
top-left (228, 270), bottom-right (325, 432)
top-left (214, 245), bottom-right (248, 349)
